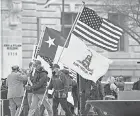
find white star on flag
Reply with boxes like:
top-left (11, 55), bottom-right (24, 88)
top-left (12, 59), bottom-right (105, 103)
top-left (45, 36), bottom-right (55, 47)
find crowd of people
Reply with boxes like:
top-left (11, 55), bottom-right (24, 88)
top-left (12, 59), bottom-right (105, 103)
top-left (3, 60), bottom-right (78, 116)
top-left (2, 59), bottom-right (140, 116)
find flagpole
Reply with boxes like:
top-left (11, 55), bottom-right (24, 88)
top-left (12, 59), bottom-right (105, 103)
top-left (56, 2), bottom-right (85, 64)
top-left (77, 73), bottom-right (82, 116)
top-left (33, 25), bottom-right (46, 61)
top-left (38, 25), bottom-right (46, 48)
top-left (62, 0), bottom-right (64, 37)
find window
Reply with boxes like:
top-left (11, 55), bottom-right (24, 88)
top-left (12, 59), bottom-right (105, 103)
top-left (61, 12), bottom-right (77, 38)
top-left (108, 13), bottom-right (126, 51)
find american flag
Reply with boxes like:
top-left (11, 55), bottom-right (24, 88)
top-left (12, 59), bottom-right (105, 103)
top-left (69, 69), bottom-right (77, 79)
top-left (73, 7), bottom-right (124, 52)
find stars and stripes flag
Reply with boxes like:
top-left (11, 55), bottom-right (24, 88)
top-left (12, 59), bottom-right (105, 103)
top-left (69, 69), bottom-right (77, 78)
top-left (73, 7), bottom-right (124, 52)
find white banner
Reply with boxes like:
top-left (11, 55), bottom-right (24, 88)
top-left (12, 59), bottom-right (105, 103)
top-left (3, 43), bottom-right (22, 78)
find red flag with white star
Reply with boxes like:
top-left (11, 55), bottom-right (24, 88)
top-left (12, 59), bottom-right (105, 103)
top-left (38, 27), bottom-right (67, 61)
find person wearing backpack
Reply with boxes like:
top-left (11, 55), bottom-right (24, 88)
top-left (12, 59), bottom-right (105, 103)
top-left (83, 80), bottom-right (104, 116)
top-left (47, 64), bottom-right (73, 116)
top-left (25, 60), bottom-right (53, 116)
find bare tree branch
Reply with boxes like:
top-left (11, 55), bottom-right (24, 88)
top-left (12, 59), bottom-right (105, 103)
top-left (125, 30), bottom-right (140, 45)
top-left (103, 0), bottom-right (140, 45)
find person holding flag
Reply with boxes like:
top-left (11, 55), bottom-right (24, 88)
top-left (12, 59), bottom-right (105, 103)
top-left (25, 60), bottom-right (53, 116)
top-left (30, 23), bottom-right (71, 115)
top-left (26, 61), bottom-right (44, 116)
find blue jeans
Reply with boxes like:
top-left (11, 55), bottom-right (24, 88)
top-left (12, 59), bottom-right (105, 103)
top-left (9, 97), bottom-right (22, 116)
top-left (28, 94), bottom-right (53, 116)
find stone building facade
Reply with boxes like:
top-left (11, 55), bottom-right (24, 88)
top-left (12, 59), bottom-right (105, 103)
top-left (1, 0), bottom-right (140, 82)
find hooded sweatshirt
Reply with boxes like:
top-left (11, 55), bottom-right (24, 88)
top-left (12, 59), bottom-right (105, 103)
top-left (30, 67), bottom-right (49, 94)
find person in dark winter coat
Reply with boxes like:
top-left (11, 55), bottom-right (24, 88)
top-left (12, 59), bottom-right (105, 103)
top-left (83, 80), bottom-right (104, 116)
top-left (1, 78), bottom-right (8, 99)
top-left (96, 77), bottom-right (105, 100)
top-left (132, 78), bottom-right (140, 90)
top-left (25, 60), bottom-right (53, 116)
top-left (61, 69), bottom-right (78, 115)
top-left (25, 62), bottom-right (45, 116)
top-left (47, 64), bottom-right (73, 116)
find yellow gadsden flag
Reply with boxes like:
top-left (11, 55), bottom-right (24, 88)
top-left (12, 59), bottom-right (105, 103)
top-left (59, 34), bottom-right (113, 82)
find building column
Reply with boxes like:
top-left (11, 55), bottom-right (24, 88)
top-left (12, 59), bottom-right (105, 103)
top-left (0, 0), bottom-right (2, 79)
